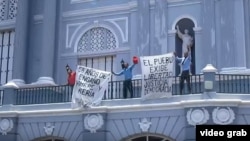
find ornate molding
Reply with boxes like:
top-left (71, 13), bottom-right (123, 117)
top-left (104, 17), bottom-right (128, 43)
top-left (63, 2), bottom-right (137, 18)
top-left (44, 122), bottom-right (55, 136)
top-left (186, 108), bottom-right (209, 126)
top-left (66, 22), bottom-right (88, 48)
top-left (84, 114), bottom-right (104, 133)
top-left (138, 118), bottom-right (151, 132)
top-left (0, 118), bottom-right (14, 135)
top-left (212, 107), bottom-right (235, 125)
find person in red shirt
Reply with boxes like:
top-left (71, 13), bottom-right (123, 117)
top-left (66, 64), bottom-right (76, 87)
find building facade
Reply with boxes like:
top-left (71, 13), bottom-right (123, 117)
top-left (0, 0), bottom-right (250, 141)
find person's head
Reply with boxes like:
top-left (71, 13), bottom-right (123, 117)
top-left (184, 51), bottom-right (188, 58)
top-left (184, 29), bottom-right (189, 34)
top-left (124, 63), bottom-right (129, 68)
top-left (66, 65), bottom-right (72, 74)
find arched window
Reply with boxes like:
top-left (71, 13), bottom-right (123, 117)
top-left (77, 27), bottom-right (116, 52)
top-left (0, 0), bottom-right (18, 21)
top-left (123, 134), bottom-right (175, 141)
top-left (77, 27), bottom-right (117, 73)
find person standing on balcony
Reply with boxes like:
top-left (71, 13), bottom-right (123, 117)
top-left (66, 64), bottom-right (76, 89)
top-left (112, 59), bottom-right (138, 98)
top-left (174, 47), bottom-right (192, 95)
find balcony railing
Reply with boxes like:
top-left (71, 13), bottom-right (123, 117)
top-left (104, 74), bottom-right (204, 99)
top-left (216, 74), bottom-right (250, 93)
top-left (15, 85), bottom-right (72, 105)
top-left (12, 74), bottom-right (204, 105)
top-left (0, 73), bottom-right (249, 105)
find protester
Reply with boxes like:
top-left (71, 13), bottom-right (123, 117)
top-left (174, 47), bottom-right (192, 95)
top-left (112, 57), bottom-right (138, 98)
top-left (66, 64), bottom-right (76, 88)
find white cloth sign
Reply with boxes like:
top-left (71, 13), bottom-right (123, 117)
top-left (140, 53), bottom-right (174, 100)
top-left (71, 65), bottom-right (111, 108)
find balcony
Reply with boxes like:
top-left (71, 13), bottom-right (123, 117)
top-left (1, 70), bottom-right (250, 106)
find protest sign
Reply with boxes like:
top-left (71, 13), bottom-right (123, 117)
top-left (71, 65), bottom-right (111, 108)
top-left (140, 53), bottom-right (174, 99)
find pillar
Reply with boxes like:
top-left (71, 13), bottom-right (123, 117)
top-left (193, 27), bottom-right (202, 74)
top-left (36, 0), bottom-right (57, 85)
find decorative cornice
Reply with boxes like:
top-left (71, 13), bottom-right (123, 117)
top-left (62, 2), bottom-right (137, 18)
top-left (61, 47), bottom-right (130, 58)
top-left (167, 0), bottom-right (201, 7)
top-left (1, 98), bottom-right (250, 117)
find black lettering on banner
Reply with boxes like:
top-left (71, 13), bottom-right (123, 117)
top-left (143, 79), bottom-right (172, 95)
top-left (142, 55), bottom-right (174, 96)
top-left (196, 125), bottom-right (250, 141)
top-left (85, 68), bottom-right (99, 78)
top-left (78, 74), bottom-right (100, 85)
top-left (78, 88), bottom-right (95, 97)
top-left (78, 66), bottom-right (85, 73)
top-left (99, 72), bottom-right (108, 79)
top-left (76, 81), bottom-right (87, 87)
top-left (149, 65), bottom-right (168, 73)
top-left (143, 59), bottom-right (153, 66)
top-left (153, 56), bottom-right (174, 65)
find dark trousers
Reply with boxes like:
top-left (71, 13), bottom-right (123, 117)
top-left (180, 70), bottom-right (191, 94)
top-left (123, 79), bottom-right (133, 98)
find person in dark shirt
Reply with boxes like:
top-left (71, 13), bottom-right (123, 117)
top-left (112, 61), bottom-right (137, 98)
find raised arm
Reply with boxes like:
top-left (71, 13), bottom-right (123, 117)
top-left (176, 25), bottom-right (183, 40)
top-left (128, 63), bottom-right (136, 70)
top-left (112, 70), bottom-right (124, 76)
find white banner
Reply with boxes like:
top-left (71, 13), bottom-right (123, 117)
top-left (140, 53), bottom-right (174, 99)
top-left (71, 65), bottom-right (111, 108)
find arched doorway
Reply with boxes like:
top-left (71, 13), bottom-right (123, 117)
top-left (122, 133), bottom-right (175, 141)
top-left (175, 18), bottom-right (195, 75)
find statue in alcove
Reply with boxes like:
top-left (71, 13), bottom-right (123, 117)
top-left (176, 25), bottom-right (194, 75)
top-left (176, 25), bottom-right (193, 56)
